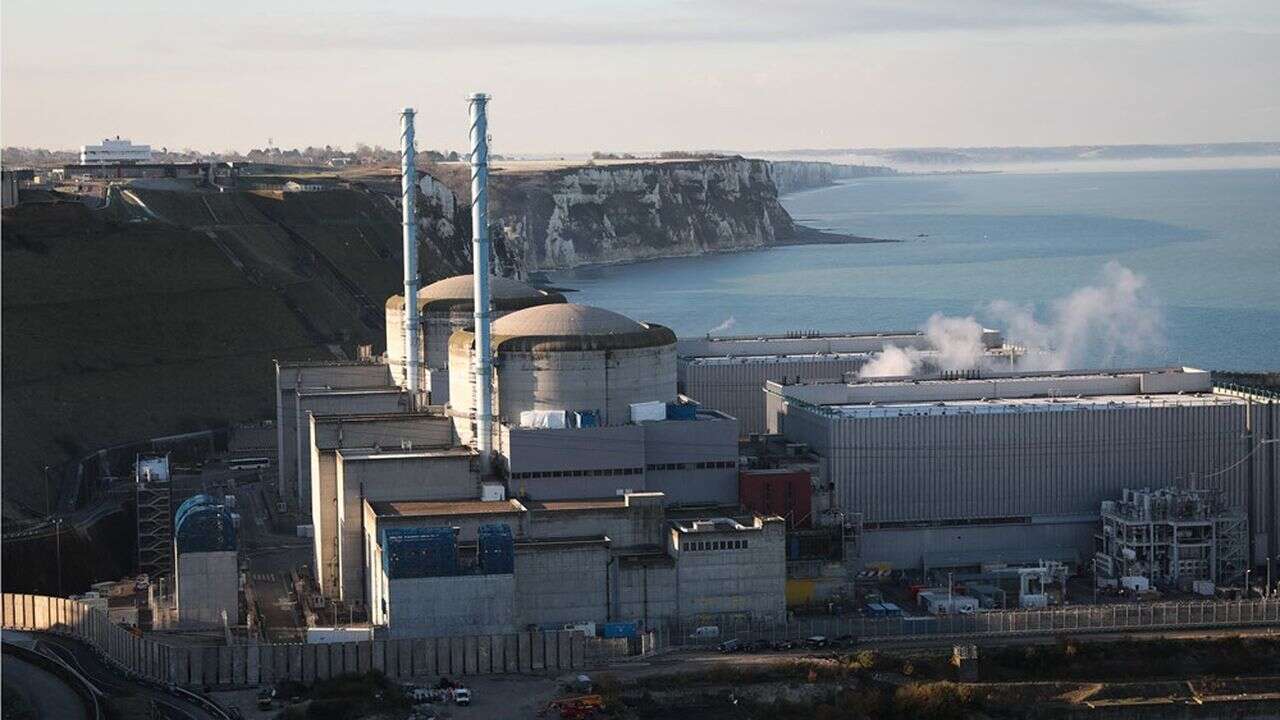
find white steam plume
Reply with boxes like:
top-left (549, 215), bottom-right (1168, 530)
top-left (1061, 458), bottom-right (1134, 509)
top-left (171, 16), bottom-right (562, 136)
top-left (860, 262), bottom-right (1163, 378)
top-left (989, 262), bottom-right (1163, 370)
top-left (859, 313), bottom-right (986, 378)
top-left (708, 316), bottom-right (737, 335)
top-left (859, 345), bottom-right (923, 378)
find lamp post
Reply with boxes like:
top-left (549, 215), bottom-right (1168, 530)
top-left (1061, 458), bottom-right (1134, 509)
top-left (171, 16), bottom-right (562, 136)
top-left (1244, 568), bottom-right (1251, 599)
top-left (54, 518), bottom-right (64, 597)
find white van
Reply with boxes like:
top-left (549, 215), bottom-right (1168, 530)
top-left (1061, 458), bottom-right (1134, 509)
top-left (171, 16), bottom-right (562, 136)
top-left (688, 625), bottom-right (721, 641)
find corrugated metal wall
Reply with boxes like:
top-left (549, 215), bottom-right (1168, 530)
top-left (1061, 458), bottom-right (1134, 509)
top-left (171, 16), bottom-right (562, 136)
top-left (790, 401), bottom-right (1259, 525)
top-left (679, 357), bottom-right (866, 433)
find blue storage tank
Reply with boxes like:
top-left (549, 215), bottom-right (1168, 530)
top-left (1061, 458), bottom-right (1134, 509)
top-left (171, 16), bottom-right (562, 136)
top-left (665, 402), bottom-right (697, 421)
top-left (477, 523), bottom-right (514, 574)
top-left (382, 527), bottom-right (457, 579)
top-left (600, 621), bottom-right (638, 639)
top-left (174, 494), bottom-right (236, 554)
top-left (571, 410), bottom-right (600, 428)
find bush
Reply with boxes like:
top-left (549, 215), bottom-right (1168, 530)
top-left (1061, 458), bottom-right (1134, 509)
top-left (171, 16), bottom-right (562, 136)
top-left (893, 683), bottom-right (980, 720)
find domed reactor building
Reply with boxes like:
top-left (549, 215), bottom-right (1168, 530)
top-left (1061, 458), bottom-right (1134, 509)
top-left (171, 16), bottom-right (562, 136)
top-left (386, 274), bottom-right (565, 404)
top-left (283, 104), bottom-right (786, 638)
top-left (448, 302), bottom-right (740, 503)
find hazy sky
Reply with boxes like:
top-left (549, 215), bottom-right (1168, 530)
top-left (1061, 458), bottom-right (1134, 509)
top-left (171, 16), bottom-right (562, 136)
top-left (3, 1), bottom-right (1278, 154)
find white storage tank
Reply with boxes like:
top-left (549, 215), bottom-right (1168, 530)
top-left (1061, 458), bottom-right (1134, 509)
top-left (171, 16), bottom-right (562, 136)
top-left (448, 303), bottom-right (677, 445)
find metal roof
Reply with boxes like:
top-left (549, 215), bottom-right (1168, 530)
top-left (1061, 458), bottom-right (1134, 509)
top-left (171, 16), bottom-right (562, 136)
top-left (368, 498), bottom-right (526, 517)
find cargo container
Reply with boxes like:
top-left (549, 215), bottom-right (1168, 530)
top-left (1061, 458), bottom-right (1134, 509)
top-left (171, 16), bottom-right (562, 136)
top-left (382, 526), bottom-right (457, 579)
top-left (571, 410), bottom-right (600, 428)
top-left (477, 523), bottom-right (515, 574)
top-left (600, 621), bottom-right (639, 639)
top-left (306, 626), bottom-right (374, 644)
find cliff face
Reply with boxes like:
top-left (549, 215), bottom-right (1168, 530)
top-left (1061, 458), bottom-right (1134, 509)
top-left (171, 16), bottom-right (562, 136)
top-left (484, 158), bottom-right (796, 271)
top-left (769, 160), bottom-right (896, 195)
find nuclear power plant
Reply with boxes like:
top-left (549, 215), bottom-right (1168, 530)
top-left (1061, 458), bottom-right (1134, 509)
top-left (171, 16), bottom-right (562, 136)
top-left (263, 94), bottom-right (1280, 641)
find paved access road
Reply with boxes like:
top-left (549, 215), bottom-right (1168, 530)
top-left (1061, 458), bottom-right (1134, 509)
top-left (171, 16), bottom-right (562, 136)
top-left (2, 650), bottom-right (91, 720)
top-left (32, 633), bottom-right (225, 720)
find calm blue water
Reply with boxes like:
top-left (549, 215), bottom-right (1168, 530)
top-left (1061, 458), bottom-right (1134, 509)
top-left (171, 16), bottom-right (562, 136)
top-left (548, 168), bottom-right (1280, 371)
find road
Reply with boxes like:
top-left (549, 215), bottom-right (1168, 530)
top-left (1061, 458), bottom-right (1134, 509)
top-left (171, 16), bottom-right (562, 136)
top-left (31, 632), bottom-right (224, 720)
top-left (613, 624), bottom-right (1280, 681)
top-left (2, 650), bottom-right (91, 720)
top-left (232, 475), bottom-right (311, 641)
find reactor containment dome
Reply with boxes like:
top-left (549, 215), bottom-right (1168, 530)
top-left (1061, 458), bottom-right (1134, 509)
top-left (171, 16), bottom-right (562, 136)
top-left (449, 303), bottom-right (677, 443)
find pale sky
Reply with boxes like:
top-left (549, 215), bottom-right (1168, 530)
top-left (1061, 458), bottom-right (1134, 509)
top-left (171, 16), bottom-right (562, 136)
top-left (2, 1), bottom-right (1278, 154)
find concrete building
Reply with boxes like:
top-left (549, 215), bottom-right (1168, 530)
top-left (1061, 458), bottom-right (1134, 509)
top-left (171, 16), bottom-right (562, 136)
top-left (1095, 487), bottom-right (1247, 588)
top-left (173, 494), bottom-right (238, 627)
top-left (677, 329), bottom-right (1014, 434)
top-left (766, 367), bottom-right (1273, 570)
top-left (385, 274), bottom-right (566, 404)
top-left (449, 304), bottom-right (678, 444)
top-left (308, 411), bottom-right (457, 597)
top-left (273, 360), bottom-right (402, 514)
top-left (360, 492), bottom-right (785, 636)
top-left (500, 408), bottom-right (739, 504)
top-left (670, 516), bottom-right (787, 622)
top-left (335, 447), bottom-right (478, 604)
top-left (444, 302), bottom-right (739, 505)
top-left (80, 137), bottom-right (152, 164)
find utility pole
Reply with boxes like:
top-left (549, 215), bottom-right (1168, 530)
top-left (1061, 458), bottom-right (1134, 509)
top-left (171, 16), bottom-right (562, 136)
top-left (54, 518), bottom-right (64, 597)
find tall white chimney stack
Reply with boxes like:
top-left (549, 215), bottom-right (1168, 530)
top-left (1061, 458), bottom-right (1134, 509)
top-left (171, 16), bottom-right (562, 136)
top-left (400, 107), bottom-right (421, 407)
top-left (468, 93), bottom-right (493, 470)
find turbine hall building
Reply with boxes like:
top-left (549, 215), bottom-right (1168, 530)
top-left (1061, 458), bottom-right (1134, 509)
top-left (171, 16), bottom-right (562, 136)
top-left (677, 329), bottom-right (1017, 434)
top-left (766, 367), bottom-right (1279, 571)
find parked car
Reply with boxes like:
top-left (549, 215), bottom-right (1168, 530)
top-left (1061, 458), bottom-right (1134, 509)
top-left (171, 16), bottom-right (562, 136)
top-left (688, 625), bottom-right (721, 641)
top-left (718, 639), bottom-right (741, 653)
top-left (769, 639), bottom-right (795, 651)
top-left (805, 636), bottom-right (829, 649)
top-left (455, 688), bottom-right (472, 706)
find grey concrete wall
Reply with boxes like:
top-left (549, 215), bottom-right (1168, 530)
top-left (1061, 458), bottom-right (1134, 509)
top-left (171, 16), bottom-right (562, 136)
top-left (860, 519), bottom-right (1094, 570)
top-left (642, 414), bottom-right (740, 506)
top-left (386, 574), bottom-right (516, 639)
top-left (514, 544), bottom-right (609, 628)
top-left (336, 451), bottom-right (476, 603)
top-left (674, 520), bottom-right (786, 622)
top-left (276, 362), bottom-right (395, 512)
top-left (503, 424), bottom-right (646, 499)
top-left (614, 560), bottom-right (678, 626)
top-left (176, 550), bottom-right (239, 626)
top-left (311, 412), bottom-right (457, 597)
top-left (295, 389), bottom-right (407, 515)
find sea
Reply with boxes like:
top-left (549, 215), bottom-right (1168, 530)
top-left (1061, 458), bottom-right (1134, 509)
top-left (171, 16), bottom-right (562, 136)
top-left (547, 164), bottom-right (1280, 372)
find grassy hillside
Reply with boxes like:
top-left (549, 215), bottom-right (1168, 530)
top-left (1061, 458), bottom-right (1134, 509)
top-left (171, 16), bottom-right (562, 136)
top-left (1, 183), bottom-right (469, 520)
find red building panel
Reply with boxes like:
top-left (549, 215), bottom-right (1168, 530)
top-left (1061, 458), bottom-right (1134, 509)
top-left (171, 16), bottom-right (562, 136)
top-left (739, 469), bottom-right (812, 528)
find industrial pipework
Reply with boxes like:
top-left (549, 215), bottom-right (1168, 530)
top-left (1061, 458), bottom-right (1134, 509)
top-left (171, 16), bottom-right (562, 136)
top-left (469, 93), bottom-right (493, 469)
top-left (400, 107), bottom-right (421, 407)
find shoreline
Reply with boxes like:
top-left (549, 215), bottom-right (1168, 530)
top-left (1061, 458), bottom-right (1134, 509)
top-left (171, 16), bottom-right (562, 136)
top-left (523, 223), bottom-right (896, 285)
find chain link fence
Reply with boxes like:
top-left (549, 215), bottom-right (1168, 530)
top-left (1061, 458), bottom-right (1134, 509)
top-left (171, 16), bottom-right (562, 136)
top-left (655, 599), bottom-right (1280, 650)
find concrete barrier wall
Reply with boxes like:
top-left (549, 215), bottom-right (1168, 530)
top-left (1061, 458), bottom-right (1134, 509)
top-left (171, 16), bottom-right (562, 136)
top-left (2, 594), bottom-right (583, 688)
